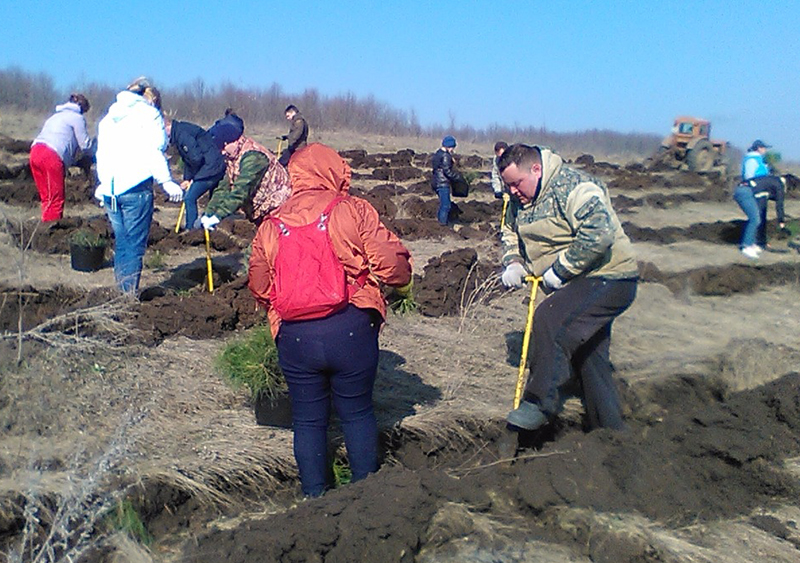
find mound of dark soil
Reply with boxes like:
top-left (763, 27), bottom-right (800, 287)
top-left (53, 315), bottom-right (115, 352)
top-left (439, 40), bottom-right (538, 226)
top-left (183, 372), bottom-right (800, 563)
top-left (0, 175), bottom-right (94, 206)
top-left (359, 191), bottom-right (398, 220)
top-left (372, 166), bottom-right (424, 182)
top-left (639, 261), bottom-right (800, 295)
top-left (135, 275), bottom-right (264, 341)
top-left (415, 248), bottom-right (499, 317)
top-left (383, 218), bottom-right (457, 241)
top-left (0, 135), bottom-right (32, 154)
top-left (5, 216), bottom-right (111, 255)
top-left (623, 220), bottom-right (742, 245)
top-left (0, 284), bottom-right (117, 332)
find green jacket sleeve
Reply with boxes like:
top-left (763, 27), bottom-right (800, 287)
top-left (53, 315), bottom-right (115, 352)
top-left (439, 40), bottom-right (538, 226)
top-left (204, 151), bottom-right (269, 219)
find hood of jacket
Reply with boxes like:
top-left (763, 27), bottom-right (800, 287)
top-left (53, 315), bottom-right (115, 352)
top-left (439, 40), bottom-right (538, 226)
top-left (106, 91), bottom-right (152, 123)
top-left (287, 143), bottom-right (351, 196)
top-left (535, 147), bottom-right (564, 203)
top-left (54, 101), bottom-right (82, 115)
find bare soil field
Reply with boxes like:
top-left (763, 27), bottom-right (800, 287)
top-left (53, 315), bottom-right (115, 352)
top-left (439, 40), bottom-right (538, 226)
top-left (2, 127), bottom-right (800, 563)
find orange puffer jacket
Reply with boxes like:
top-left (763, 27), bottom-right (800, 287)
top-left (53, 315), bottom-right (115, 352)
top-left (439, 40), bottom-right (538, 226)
top-left (249, 143), bottom-right (412, 338)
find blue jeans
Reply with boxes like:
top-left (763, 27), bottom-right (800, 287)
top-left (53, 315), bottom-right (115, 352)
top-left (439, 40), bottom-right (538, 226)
top-left (436, 187), bottom-right (451, 225)
top-left (276, 305), bottom-right (380, 496)
top-left (104, 180), bottom-right (154, 294)
top-left (183, 175), bottom-right (223, 230)
top-left (733, 184), bottom-right (761, 248)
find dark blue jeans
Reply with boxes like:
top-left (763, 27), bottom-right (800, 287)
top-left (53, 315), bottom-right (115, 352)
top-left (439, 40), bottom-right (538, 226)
top-left (183, 174), bottom-right (224, 230)
top-left (276, 305), bottom-right (381, 496)
top-left (104, 180), bottom-right (154, 294)
top-left (733, 184), bottom-right (761, 248)
top-left (436, 187), bottom-right (451, 225)
top-left (523, 277), bottom-right (637, 430)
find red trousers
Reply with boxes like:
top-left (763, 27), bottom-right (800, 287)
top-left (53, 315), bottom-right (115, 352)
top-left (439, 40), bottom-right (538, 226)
top-left (30, 143), bottom-right (65, 222)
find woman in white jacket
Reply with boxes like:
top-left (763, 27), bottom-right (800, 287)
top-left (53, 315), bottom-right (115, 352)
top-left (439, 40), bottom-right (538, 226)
top-left (95, 77), bottom-right (183, 294)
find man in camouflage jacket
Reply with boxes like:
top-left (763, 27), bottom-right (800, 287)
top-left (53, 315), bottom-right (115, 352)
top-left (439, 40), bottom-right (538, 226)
top-left (498, 144), bottom-right (638, 432)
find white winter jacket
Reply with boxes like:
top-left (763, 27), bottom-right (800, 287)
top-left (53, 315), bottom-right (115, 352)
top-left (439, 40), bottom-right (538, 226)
top-left (95, 91), bottom-right (172, 197)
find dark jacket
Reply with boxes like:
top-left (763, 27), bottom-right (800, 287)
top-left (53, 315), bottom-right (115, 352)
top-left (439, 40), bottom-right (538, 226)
top-left (748, 175), bottom-right (785, 223)
top-left (431, 148), bottom-right (463, 190)
top-left (286, 113), bottom-right (309, 152)
top-left (170, 120), bottom-right (226, 182)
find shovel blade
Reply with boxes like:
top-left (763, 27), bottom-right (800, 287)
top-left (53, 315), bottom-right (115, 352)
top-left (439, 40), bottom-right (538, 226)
top-left (497, 426), bottom-right (518, 461)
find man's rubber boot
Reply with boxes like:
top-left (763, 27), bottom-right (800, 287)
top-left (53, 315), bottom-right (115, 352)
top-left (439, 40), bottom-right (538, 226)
top-left (507, 401), bottom-right (549, 431)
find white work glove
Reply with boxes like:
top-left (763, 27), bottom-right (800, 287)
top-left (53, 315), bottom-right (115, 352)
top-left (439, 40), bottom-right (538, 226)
top-left (501, 262), bottom-right (528, 289)
top-left (200, 214), bottom-right (220, 231)
top-left (162, 181), bottom-right (184, 203)
top-left (94, 185), bottom-right (105, 207)
top-left (542, 267), bottom-right (565, 291)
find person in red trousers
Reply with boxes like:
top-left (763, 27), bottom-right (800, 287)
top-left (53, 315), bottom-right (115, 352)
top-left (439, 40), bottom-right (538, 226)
top-left (30, 93), bottom-right (93, 221)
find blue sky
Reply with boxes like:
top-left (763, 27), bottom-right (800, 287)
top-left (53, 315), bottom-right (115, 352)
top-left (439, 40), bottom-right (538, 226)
top-left (2, 1), bottom-right (799, 158)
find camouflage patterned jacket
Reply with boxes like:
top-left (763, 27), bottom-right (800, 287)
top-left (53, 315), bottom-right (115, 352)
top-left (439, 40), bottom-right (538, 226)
top-left (501, 147), bottom-right (637, 282)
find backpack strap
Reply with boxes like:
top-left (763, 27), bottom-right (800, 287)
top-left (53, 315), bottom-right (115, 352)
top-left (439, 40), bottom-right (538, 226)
top-left (318, 196), bottom-right (346, 229)
top-left (318, 196), bottom-right (370, 291)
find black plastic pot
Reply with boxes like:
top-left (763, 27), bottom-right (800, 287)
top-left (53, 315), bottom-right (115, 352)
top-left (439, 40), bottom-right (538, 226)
top-left (70, 243), bottom-right (106, 272)
top-left (254, 390), bottom-right (293, 428)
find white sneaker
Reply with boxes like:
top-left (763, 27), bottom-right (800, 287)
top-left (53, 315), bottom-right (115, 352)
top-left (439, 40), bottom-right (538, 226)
top-left (741, 246), bottom-right (760, 259)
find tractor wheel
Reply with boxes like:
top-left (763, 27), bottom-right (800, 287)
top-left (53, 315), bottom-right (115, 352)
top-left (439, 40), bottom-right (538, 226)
top-left (687, 139), bottom-right (716, 173)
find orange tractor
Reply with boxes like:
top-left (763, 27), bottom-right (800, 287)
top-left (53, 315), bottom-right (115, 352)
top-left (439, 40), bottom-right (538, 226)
top-left (649, 116), bottom-right (728, 174)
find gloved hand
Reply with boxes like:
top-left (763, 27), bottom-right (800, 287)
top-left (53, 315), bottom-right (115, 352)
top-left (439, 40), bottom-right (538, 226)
top-left (542, 267), bottom-right (565, 291)
top-left (494, 191), bottom-right (504, 199)
top-left (501, 262), bottom-right (528, 289)
top-left (200, 214), bottom-right (220, 231)
top-left (394, 280), bottom-right (413, 298)
top-left (280, 135), bottom-right (289, 141)
top-left (162, 181), bottom-right (184, 202)
top-left (94, 185), bottom-right (105, 204)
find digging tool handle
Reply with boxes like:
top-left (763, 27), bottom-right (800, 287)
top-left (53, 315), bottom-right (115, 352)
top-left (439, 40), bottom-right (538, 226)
top-left (514, 276), bottom-right (540, 409)
top-left (175, 202), bottom-right (185, 233)
top-left (204, 228), bottom-right (214, 293)
top-left (500, 193), bottom-right (510, 231)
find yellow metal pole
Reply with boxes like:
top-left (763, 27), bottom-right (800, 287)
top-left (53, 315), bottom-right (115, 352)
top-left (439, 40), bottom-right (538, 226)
top-left (276, 137), bottom-right (284, 156)
top-left (500, 193), bottom-right (510, 231)
top-left (175, 202), bottom-right (185, 233)
top-left (513, 276), bottom-right (540, 409)
top-left (204, 228), bottom-right (214, 293)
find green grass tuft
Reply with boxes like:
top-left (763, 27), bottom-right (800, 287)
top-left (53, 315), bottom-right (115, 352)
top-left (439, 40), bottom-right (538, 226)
top-left (332, 458), bottom-right (352, 487)
top-left (105, 499), bottom-right (152, 546)
top-left (215, 325), bottom-right (286, 401)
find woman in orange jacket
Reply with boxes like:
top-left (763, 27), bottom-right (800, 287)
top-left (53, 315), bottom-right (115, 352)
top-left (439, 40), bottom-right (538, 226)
top-left (249, 143), bottom-right (412, 496)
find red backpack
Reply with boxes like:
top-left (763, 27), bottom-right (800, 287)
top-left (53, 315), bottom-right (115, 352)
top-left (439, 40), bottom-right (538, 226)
top-left (268, 197), bottom-right (363, 321)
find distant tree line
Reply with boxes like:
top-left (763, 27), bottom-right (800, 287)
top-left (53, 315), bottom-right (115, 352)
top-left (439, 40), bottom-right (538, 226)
top-left (0, 66), bottom-right (661, 156)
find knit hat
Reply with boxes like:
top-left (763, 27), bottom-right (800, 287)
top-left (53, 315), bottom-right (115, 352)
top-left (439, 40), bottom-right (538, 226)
top-left (749, 139), bottom-right (771, 151)
top-left (442, 135), bottom-right (457, 148)
top-left (209, 113), bottom-right (245, 148)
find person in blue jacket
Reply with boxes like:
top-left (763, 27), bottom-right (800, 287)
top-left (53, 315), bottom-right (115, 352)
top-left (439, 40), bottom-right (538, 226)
top-left (166, 119), bottom-right (226, 230)
top-left (734, 139), bottom-right (786, 258)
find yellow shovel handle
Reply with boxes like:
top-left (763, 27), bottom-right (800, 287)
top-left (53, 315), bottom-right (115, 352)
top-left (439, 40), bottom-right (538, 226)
top-left (514, 276), bottom-right (540, 409)
top-left (500, 193), bottom-right (510, 231)
top-left (175, 202), bottom-right (185, 233)
top-left (204, 228), bottom-right (214, 293)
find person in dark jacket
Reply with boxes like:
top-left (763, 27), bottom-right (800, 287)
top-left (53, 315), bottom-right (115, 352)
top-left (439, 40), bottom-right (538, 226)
top-left (166, 119), bottom-right (226, 230)
top-left (736, 139), bottom-right (787, 255)
top-left (200, 111), bottom-right (291, 230)
top-left (278, 104), bottom-right (309, 166)
top-left (431, 135), bottom-right (464, 225)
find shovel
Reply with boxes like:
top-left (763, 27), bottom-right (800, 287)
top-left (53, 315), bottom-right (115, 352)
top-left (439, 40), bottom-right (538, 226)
top-left (204, 228), bottom-right (214, 293)
top-left (175, 202), bottom-right (185, 233)
top-left (498, 275), bottom-right (540, 460)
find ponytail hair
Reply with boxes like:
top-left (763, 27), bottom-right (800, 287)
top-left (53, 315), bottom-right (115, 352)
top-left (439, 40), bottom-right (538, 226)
top-left (69, 93), bottom-right (90, 114)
